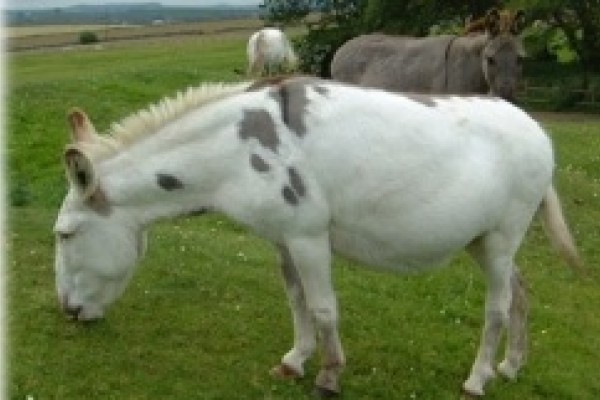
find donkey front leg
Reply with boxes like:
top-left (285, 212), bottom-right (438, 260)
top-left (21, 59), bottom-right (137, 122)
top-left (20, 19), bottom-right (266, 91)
top-left (285, 234), bottom-right (345, 397)
top-left (271, 245), bottom-right (317, 379)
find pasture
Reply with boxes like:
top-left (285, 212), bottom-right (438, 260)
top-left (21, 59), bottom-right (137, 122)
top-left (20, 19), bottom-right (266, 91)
top-left (6, 29), bottom-right (600, 399)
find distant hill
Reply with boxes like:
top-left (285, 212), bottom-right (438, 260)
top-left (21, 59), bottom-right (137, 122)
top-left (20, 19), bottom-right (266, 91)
top-left (6, 3), bottom-right (261, 26)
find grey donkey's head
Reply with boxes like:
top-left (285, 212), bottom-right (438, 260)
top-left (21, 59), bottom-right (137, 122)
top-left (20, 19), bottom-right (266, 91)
top-left (478, 8), bottom-right (527, 101)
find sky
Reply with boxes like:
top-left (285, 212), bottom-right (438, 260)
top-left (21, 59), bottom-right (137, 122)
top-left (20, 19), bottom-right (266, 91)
top-left (4, 0), bottom-right (262, 10)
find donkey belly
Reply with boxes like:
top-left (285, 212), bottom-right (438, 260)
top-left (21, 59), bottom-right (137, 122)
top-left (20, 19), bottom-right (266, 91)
top-left (328, 184), bottom-right (499, 272)
top-left (330, 227), bottom-right (459, 272)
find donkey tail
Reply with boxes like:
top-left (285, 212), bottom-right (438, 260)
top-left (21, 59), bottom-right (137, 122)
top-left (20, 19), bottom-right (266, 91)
top-left (540, 185), bottom-right (584, 272)
top-left (248, 32), bottom-right (266, 76)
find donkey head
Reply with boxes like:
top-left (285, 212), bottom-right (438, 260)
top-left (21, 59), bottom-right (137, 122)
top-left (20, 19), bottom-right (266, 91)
top-left (481, 8), bottom-right (526, 100)
top-left (54, 109), bottom-right (147, 321)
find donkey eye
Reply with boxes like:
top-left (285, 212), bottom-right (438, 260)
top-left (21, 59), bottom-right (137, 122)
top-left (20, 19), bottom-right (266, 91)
top-left (487, 57), bottom-right (496, 66)
top-left (58, 232), bottom-right (75, 241)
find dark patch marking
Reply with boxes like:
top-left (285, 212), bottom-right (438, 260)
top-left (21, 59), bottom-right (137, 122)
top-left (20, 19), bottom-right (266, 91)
top-left (270, 78), bottom-right (315, 137)
top-left (278, 244), bottom-right (300, 288)
top-left (313, 85), bottom-right (330, 96)
top-left (403, 93), bottom-right (438, 107)
top-left (239, 109), bottom-right (279, 152)
top-left (88, 186), bottom-right (112, 216)
top-left (287, 167), bottom-right (306, 197)
top-left (473, 95), bottom-right (502, 102)
top-left (246, 76), bottom-right (290, 92)
top-left (157, 173), bottom-right (184, 191)
top-left (250, 153), bottom-right (270, 172)
top-left (282, 186), bottom-right (298, 205)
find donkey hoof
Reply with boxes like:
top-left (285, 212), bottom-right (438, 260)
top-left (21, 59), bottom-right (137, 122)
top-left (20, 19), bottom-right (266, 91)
top-left (314, 386), bottom-right (340, 399)
top-left (270, 363), bottom-right (302, 380)
top-left (497, 360), bottom-right (519, 380)
top-left (461, 387), bottom-right (484, 398)
top-left (462, 380), bottom-right (484, 397)
top-left (460, 390), bottom-right (482, 399)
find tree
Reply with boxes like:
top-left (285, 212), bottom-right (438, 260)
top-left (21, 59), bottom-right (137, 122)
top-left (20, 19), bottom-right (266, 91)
top-left (260, 0), bottom-right (311, 25)
top-left (467, 0), bottom-right (503, 19)
top-left (260, 0), bottom-right (364, 76)
top-left (363, 0), bottom-right (463, 35)
top-left (263, 0), bottom-right (600, 86)
top-left (510, 0), bottom-right (600, 86)
top-left (555, 1), bottom-right (600, 77)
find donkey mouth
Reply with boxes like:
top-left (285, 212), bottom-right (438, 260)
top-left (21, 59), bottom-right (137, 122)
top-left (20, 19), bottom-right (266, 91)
top-left (61, 295), bottom-right (104, 322)
top-left (186, 207), bottom-right (210, 217)
top-left (490, 86), bottom-right (517, 103)
top-left (63, 308), bottom-right (104, 323)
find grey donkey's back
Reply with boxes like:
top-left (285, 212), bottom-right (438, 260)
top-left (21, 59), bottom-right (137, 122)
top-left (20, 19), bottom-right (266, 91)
top-left (330, 34), bottom-right (458, 92)
top-left (330, 8), bottom-right (526, 100)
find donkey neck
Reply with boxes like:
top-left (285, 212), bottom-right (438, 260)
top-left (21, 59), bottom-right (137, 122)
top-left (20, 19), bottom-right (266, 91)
top-left (445, 33), bottom-right (489, 93)
top-left (97, 90), bottom-right (260, 225)
top-left (450, 33), bottom-right (489, 60)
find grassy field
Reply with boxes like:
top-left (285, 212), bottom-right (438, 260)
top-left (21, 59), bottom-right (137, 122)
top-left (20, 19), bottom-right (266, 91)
top-left (5, 25), bottom-right (139, 38)
top-left (6, 31), bottom-right (600, 400)
top-left (6, 20), bottom-right (264, 51)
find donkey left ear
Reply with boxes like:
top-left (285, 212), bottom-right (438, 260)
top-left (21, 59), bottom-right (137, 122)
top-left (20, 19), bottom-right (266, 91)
top-left (67, 108), bottom-right (98, 143)
top-left (485, 8), bottom-right (501, 36)
top-left (64, 145), bottom-right (98, 200)
top-left (511, 9), bottom-right (526, 34)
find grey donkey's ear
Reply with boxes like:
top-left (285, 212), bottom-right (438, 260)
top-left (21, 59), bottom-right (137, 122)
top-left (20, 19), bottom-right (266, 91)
top-left (485, 7), bottom-right (501, 36)
top-left (64, 145), bottom-right (98, 200)
top-left (511, 10), bottom-right (526, 34)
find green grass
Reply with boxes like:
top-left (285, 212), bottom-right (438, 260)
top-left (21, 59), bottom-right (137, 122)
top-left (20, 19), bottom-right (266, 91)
top-left (7, 36), bottom-right (600, 399)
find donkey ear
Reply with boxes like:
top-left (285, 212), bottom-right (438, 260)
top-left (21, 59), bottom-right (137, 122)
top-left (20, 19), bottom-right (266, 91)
top-left (511, 9), bottom-right (526, 34)
top-left (64, 145), bottom-right (98, 199)
top-left (485, 7), bottom-right (501, 36)
top-left (67, 108), bottom-right (98, 143)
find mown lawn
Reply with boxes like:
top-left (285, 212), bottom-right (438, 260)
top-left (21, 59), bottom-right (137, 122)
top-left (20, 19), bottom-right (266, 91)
top-left (6, 35), bottom-right (600, 400)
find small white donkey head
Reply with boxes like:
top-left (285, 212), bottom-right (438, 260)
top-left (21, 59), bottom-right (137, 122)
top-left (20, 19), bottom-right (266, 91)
top-left (54, 109), bottom-right (146, 321)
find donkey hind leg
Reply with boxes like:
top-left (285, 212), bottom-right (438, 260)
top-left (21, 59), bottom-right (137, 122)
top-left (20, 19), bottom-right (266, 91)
top-left (285, 234), bottom-right (345, 397)
top-left (464, 233), bottom-right (522, 396)
top-left (498, 270), bottom-right (528, 380)
top-left (271, 245), bottom-right (317, 378)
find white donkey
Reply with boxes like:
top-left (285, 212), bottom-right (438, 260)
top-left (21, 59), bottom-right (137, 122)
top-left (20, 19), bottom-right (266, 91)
top-left (54, 77), bottom-right (581, 397)
top-left (247, 27), bottom-right (298, 76)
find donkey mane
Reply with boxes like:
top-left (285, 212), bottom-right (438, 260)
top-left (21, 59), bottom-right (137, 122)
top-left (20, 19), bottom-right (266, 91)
top-left (88, 81), bottom-right (253, 160)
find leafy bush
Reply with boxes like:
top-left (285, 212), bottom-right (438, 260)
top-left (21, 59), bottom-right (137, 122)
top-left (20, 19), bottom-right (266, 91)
top-left (521, 22), bottom-right (555, 61)
top-left (521, 22), bottom-right (578, 63)
top-left (291, 0), bottom-right (364, 76)
top-left (293, 26), bottom-right (358, 77)
top-left (79, 31), bottom-right (99, 45)
top-left (547, 29), bottom-right (578, 63)
top-left (428, 17), bottom-right (465, 36)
